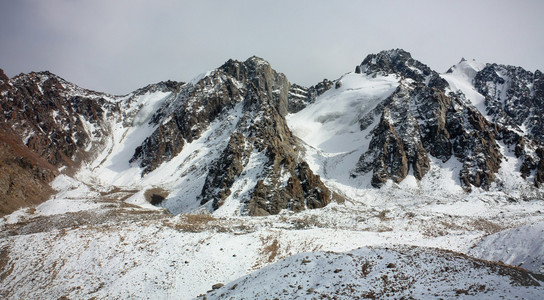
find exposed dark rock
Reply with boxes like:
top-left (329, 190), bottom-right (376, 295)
top-left (200, 133), bottom-right (253, 210)
top-left (353, 72), bottom-right (501, 190)
top-left (472, 64), bottom-right (544, 186)
top-left (0, 69), bottom-right (183, 213)
top-left (355, 65), bottom-right (362, 74)
top-left (131, 120), bottom-right (186, 175)
top-left (127, 56), bottom-right (334, 216)
top-left (287, 79), bottom-right (333, 113)
top-left (475, 64), bottom-right (544, 142)
top-left (0, 71), bottom-right (119, 213)
top-left (0, 130), bottom-right (57, 216)
top-left (1, 71), bottom-right (118, 167)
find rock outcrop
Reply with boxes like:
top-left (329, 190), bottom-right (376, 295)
top-left (0, 69), bottom-right (115, 214)
top-left (129, 57), bottom-right (333, 215)
top-left (0, 68), bottom-right (183, 214)
top-left (287, 79), bottom-right (333, 113)
top-left (353, 50), bottom-right (503, 190)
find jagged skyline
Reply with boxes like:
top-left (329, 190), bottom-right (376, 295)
top-left (1, 0), bottom-right (543, 95)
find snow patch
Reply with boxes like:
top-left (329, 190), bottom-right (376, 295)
top-left (470, 221), bottom-right (544, 274)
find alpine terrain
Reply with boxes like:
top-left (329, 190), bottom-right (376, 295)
top-left (1, 49), bottom-right (544, 299)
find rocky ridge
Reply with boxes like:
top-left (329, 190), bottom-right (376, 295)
top-left (351, 49), bottom-right (544, 190)
top-left (287, 79), bottom-right (333, 113)
top-left (129, 57), bottom-right (333, 215)
top-left (0, 69), bottom-right (117, 214)
top-left (0, 69), bottom-right (183, 215)
top-left (1, 50), bottom-right (544, 216)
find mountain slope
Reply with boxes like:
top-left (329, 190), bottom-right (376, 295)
top-left (63, 57), bottom-right (333, 216)
top-left (203, 246), bottom-right (544, 299)
top-left (289, 50), bottom-right (544, 199)
top-left (443, 59), bottom-right (544, 187)
top-left (2, 50), bottom-right (544, 216)
top-left (0, 67), bottom-right (186, 215)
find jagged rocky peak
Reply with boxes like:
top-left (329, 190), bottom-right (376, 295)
top-left (357, 49), bottom-right (448, 90)
top-left (474, 63), bottom-right (544, 141)
top-left (359, 49), bottom-right (430, 78)
top-left (351, 60), bottom-right (503, 190)
top-left (131, 56), bottom-right (291, 174)
top-left (201, 57), bottom-right (333, 215)
top-left (128, 56), bottom-right (333, 215)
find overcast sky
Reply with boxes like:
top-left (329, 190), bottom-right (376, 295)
top-left (1, 0), bottom-right (543, 95)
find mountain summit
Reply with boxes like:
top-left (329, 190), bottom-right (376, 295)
top-left (1, 50), bottom-right (544, 216)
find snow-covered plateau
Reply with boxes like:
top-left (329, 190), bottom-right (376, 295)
top-left (1, 50), bottom-right (544, 299)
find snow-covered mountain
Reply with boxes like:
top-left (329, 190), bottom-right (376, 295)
top-left (1, 49), bottom-right (544, 299)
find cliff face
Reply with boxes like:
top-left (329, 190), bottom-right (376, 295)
top-left (128, 57), bottom-right (332, 215)
top-left (349, 50), bottom-right (502, 190)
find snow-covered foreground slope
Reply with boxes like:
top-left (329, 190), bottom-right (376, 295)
top-left (470, 221), bottom-right (544, 274)
top-left (2, 189), bottom-right (544, 299)
top-left (204, 246), bottom-right (543, 299)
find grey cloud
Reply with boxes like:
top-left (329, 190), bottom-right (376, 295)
top-left (1, 0), bottom-right (543, 95)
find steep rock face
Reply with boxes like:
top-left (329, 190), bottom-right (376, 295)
top-left (0, 71), bottom-right (118, 167)
top-left (130, 57), bottom-right (332, 215)
top-left (353, 51), bottom-right (502, 190)
top-left (200, 58), bottom-right (331, 216)
top-left (474, 64), bottom-right (544, 140)
top-left (131, 64), bottom-right (248, 174)
top-left (471, 64), bottom-right (544, 186)
top-left (287, 79), bottom-right (333, 113)
top-left (0, 70), bottom-right (117, 213)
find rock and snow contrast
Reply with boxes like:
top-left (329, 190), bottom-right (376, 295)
top-left (1, 49), bottom-right (544, 299)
